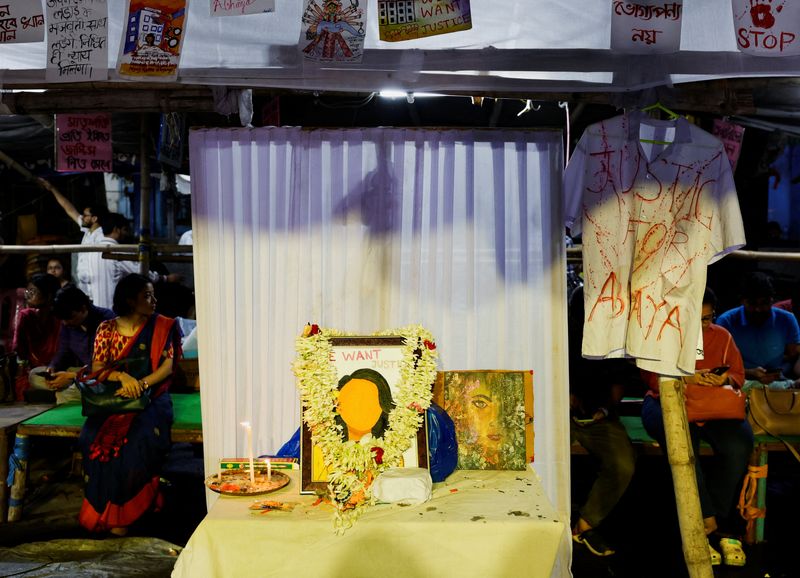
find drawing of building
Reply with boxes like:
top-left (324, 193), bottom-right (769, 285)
top-left (378, 0), bottom-right (416, 26)
top-left (124, 7), bottom-right (165, 53)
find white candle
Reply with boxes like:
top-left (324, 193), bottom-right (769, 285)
top-left (241, 421), bottom-right (254, 485)
top-left (267, 457), bottom-right (272, 481)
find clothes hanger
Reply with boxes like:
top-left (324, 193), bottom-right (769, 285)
top-left (639, 102), bottom-right (680, 145)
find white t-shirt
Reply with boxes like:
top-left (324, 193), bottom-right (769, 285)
top-left (93, 236), bottom-right (161, 310)
top-left (564, 111), bottom-right (746, 376)
top-left (74, 217), bottom-right (104, 298)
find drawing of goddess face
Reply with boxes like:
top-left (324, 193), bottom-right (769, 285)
top-left (465, 377), bottom-right (502, 459)
top-left (444, 371), bottom-right (527, 470)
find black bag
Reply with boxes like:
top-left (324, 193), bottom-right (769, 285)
top-left (75, 360), bottom-right (151, 417)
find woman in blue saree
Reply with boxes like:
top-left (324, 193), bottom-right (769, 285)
top-left (78, 273), bottom-right (181, 535)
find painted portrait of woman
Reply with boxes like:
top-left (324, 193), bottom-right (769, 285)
top-left (443, 371), bottom-right (528, 470)
top-left (311, 368), bottom-right (396, 482)
top-left (334, 368), bottom-right (395, 442)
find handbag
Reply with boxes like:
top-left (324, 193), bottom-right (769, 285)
top-left (685, 385), bottom-right (746, 422)
top-left (75, 360), bottom-right (151, 417)
top-left (684, 332), bottom-right (745, 423)
top-left (747, 387), bottom-right (800, 437)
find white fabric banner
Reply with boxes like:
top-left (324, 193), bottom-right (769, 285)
top-left (46, 0), bottom-right (108, 83)
top-left (610, 0), bottom-right (682, 54)
top-left (188, 127), bottom-right (571, 574)
top-left (732, 0), bottom-right (800, 56)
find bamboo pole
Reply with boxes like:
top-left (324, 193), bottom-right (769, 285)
top-left (659, 376), bottom-right (713, 578)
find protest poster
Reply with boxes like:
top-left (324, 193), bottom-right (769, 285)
top-left (117, 0), bottom-right (188, 81)
top-left (610, 1), bottom-right (682, 54)
top-left (0, 0), bottom-right (45, 44)
top-left (378, 0), bottom-right (471, 42)
top-left (46, 0), bottom-right (108, 83)
top-left (56, 113), bottom-right (113, 173)
top-left (211, 0), bottom-right (274, 17)
top-left (732, 0), bottom-right (799, 56)
top-left (300, 0), bottom-right (365, 63)
top-left (712, 118), bottom-right (745, 172)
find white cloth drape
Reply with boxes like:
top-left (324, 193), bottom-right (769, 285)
top-left (189, 127), bottom-right (571, 576)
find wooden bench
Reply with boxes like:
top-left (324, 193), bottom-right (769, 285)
top-left (6, 392), bottom-right (202, 522)
top-left (571, 414), bottom-right (800, 544)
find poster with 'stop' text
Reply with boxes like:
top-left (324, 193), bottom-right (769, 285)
top-left (117, 0), bottom-right (188, 81)
top-left (732, 0), bottom-right (800, 56)
top-left (46, 0), bottom-right (108, 83)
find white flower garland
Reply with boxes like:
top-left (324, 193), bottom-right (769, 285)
top-left (293, 324), bottom-right (438, 531)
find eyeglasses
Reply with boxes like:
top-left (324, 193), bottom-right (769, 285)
top-left (701, 314), bottom-right (715, 322)
top-left (24, 288), bottom-right (40, 298)
top-left (82, 213), bottom-right (93, 218)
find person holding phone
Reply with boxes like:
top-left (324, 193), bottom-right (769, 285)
top-left (641, 288), bottom-right (752, 566)
top-left (716, 272), bottom-right (800, 390)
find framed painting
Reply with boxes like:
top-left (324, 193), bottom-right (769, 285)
top-left (301, 336), bottom-right (430, 493)
top-left (433, 370), bottom-right (534, 470)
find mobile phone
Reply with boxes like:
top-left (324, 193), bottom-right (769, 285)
top-left (710, 365), bottom-right (730, 376)
top-left (34, 371), bottom-right (54, 380)
top-left (764, 367), bottom-right (782, 375)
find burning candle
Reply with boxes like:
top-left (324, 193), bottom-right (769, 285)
top-left (241, 421), bottom-right (255, 485)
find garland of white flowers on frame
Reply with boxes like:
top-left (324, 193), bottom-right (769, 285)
top-left (292, 324), bottom-right (438, 532)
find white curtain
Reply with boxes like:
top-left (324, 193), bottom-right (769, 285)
top-left (189, 127), bottom-right (571, 575)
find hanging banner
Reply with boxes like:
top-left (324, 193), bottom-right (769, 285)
top-left (378, 0), bottom-right (471, 42)
top-left (211, 0), bottom-right (274, 16)
top-left (712, 118), bottom-right (745, 172)
top-left (732, 0), bottom-right (799, 56)
top-left (117, 0), bottom-right (188, 81)
top-left (55, 113), bottom-right (113, 173)
top-left (46, 0), bottom-right (108, 83)
top-left (610, 1), bottom-right (682, 54)
top-left (157, 112), bottom-right (185, 168)
top-left (300, 0), bottom-right (365, 63)
top-left (0, 0), bottom-right (45, 44)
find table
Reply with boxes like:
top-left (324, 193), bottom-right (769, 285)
top-left (7, 393), bottom-right (202, 521)
top-left (0, 403), bottom-right (54, 522)
top-left (173, 468), bottom-right (565, 578)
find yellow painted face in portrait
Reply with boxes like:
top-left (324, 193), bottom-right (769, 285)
top-left (337, 378), bottom-right (383, 441)
top-left (466, 378), bottom-right (502, 456)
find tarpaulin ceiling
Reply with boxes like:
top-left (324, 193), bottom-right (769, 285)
top-left (0, 0), bottom-right (799, 94)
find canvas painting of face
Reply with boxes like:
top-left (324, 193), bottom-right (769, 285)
top-left (438, 371), bottom-right (532, 470)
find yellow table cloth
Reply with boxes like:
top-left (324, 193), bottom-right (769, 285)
top-left (172, 467), bottom-right (564, 578)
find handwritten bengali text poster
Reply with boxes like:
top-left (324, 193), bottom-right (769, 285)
top-left (117, 0), bottom-right (189, 81)
top-left (0, 0), bottom-right (45, 44)
top-left (610, 1), bottom-right (682, 54)
top-left (300, 0), bottom-right (365, 63)
top-left (378, 0), bottom-right (471, 42)
top-left (712, 118), bottom-right (745, 172)
top-left (732, 0), bottom-right (799, 56)
top-left (56, 113), bottom-right (112, 173)
top-left (210, 0), bottom-right (274, 17)
top-left (46, 0), bottom-right (108, 83)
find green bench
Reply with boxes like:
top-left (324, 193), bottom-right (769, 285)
top-left (571, 414), bottom-right (800, 544)
top-left (7, 393), bottom-right (202, 522)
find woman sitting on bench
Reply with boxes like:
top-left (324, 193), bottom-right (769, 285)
top-left (641, 288), bottom-right (752, 567)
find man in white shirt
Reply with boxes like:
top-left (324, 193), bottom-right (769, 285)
top-left (93, 213), bottom-right (180, 309)
top-left (40, 179), bottom-right (107, 298)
